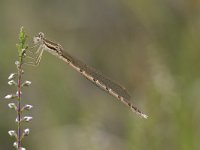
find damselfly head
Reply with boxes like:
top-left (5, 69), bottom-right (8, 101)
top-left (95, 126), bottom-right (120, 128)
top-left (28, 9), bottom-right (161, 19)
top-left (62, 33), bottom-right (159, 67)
top-left (33, 32), bottom-right (44, 45)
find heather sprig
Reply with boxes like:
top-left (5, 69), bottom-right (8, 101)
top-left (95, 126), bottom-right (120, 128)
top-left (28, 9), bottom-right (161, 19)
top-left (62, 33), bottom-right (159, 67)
top-left (5, 27), bottom-right (33, 150)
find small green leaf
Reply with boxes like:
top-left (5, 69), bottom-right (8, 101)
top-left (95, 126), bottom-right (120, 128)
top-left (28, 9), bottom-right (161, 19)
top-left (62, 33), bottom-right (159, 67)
top-left (17, 26), bottom-right (27, 61)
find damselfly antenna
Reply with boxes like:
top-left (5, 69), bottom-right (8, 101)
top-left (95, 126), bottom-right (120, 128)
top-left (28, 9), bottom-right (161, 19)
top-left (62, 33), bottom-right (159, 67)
top-left (31, 32), bottom-right (148, 119)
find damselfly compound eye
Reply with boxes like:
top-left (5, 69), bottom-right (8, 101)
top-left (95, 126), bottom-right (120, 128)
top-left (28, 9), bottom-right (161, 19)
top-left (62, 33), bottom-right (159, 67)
top-left (38, 32), bottom-right (44, 38)
top-left (33, 37), bottom-right (41, 44)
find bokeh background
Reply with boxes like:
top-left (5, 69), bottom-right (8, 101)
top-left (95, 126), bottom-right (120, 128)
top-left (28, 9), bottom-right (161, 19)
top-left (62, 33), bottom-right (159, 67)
top-left (0, 0), bottom-right (200, 150)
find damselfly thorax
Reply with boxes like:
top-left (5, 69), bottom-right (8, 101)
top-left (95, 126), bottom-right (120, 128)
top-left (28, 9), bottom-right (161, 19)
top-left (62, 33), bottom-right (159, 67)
top-left (31, 32), bottom-right (148, 119)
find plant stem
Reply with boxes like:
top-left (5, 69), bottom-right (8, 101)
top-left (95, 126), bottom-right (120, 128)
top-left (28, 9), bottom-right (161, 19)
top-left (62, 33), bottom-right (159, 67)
top-left (17, 55), bottom-right (23, 149)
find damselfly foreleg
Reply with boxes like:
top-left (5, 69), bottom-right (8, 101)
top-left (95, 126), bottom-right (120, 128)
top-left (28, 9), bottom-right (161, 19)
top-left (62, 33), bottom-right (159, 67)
top-left (23, 45), bottom-right (45, 66)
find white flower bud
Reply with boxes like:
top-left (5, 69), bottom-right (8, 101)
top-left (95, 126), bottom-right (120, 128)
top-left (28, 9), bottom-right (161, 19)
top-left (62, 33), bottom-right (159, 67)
top-left (15, 117), bottom-right (20, 123)
top-left (23, 116), bottom-right (33, 122)
top-left (5, 94), bottom-right (13, 99)
top-left (23, 128), bottom-right (30, 136)
top-left (13, 142), bottom-right (18, 148)
top-left (4, 94), bottom-right (16, 99)
top-left (15, 61), bottom-right (20, 67)
top-left (8, 103), bottom-right (17, 110)
top-left (8, 80), bottom-right (17, 86)
top-left (21, 80), bottom-right (32, 87)
top-left (20, 147), bottom-right (26, 150)
top-left (8, 130), bottom-right (17, 137)
top-left (8, 73), bottom-right (16, 80)
top-left (22, 104), bottom-right (33, 111)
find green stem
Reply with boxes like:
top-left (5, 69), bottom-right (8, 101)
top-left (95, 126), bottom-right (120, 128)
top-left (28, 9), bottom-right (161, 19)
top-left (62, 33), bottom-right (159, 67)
top-left (17, 57), bottom-right (23, 149)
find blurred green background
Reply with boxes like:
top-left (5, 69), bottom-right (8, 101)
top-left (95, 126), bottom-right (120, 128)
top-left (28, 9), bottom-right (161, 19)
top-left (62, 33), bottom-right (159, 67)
top-left (0, 0), bottom-right (200, 150)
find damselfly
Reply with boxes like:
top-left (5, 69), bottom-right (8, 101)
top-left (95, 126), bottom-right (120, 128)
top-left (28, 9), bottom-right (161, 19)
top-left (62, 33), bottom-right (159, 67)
top-left (31, 32), bottom-right (148, 119)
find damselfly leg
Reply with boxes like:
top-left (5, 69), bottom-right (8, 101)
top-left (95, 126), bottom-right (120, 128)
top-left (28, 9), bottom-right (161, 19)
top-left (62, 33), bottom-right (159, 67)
top-left (23, 45), bottom-right (45, 66)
